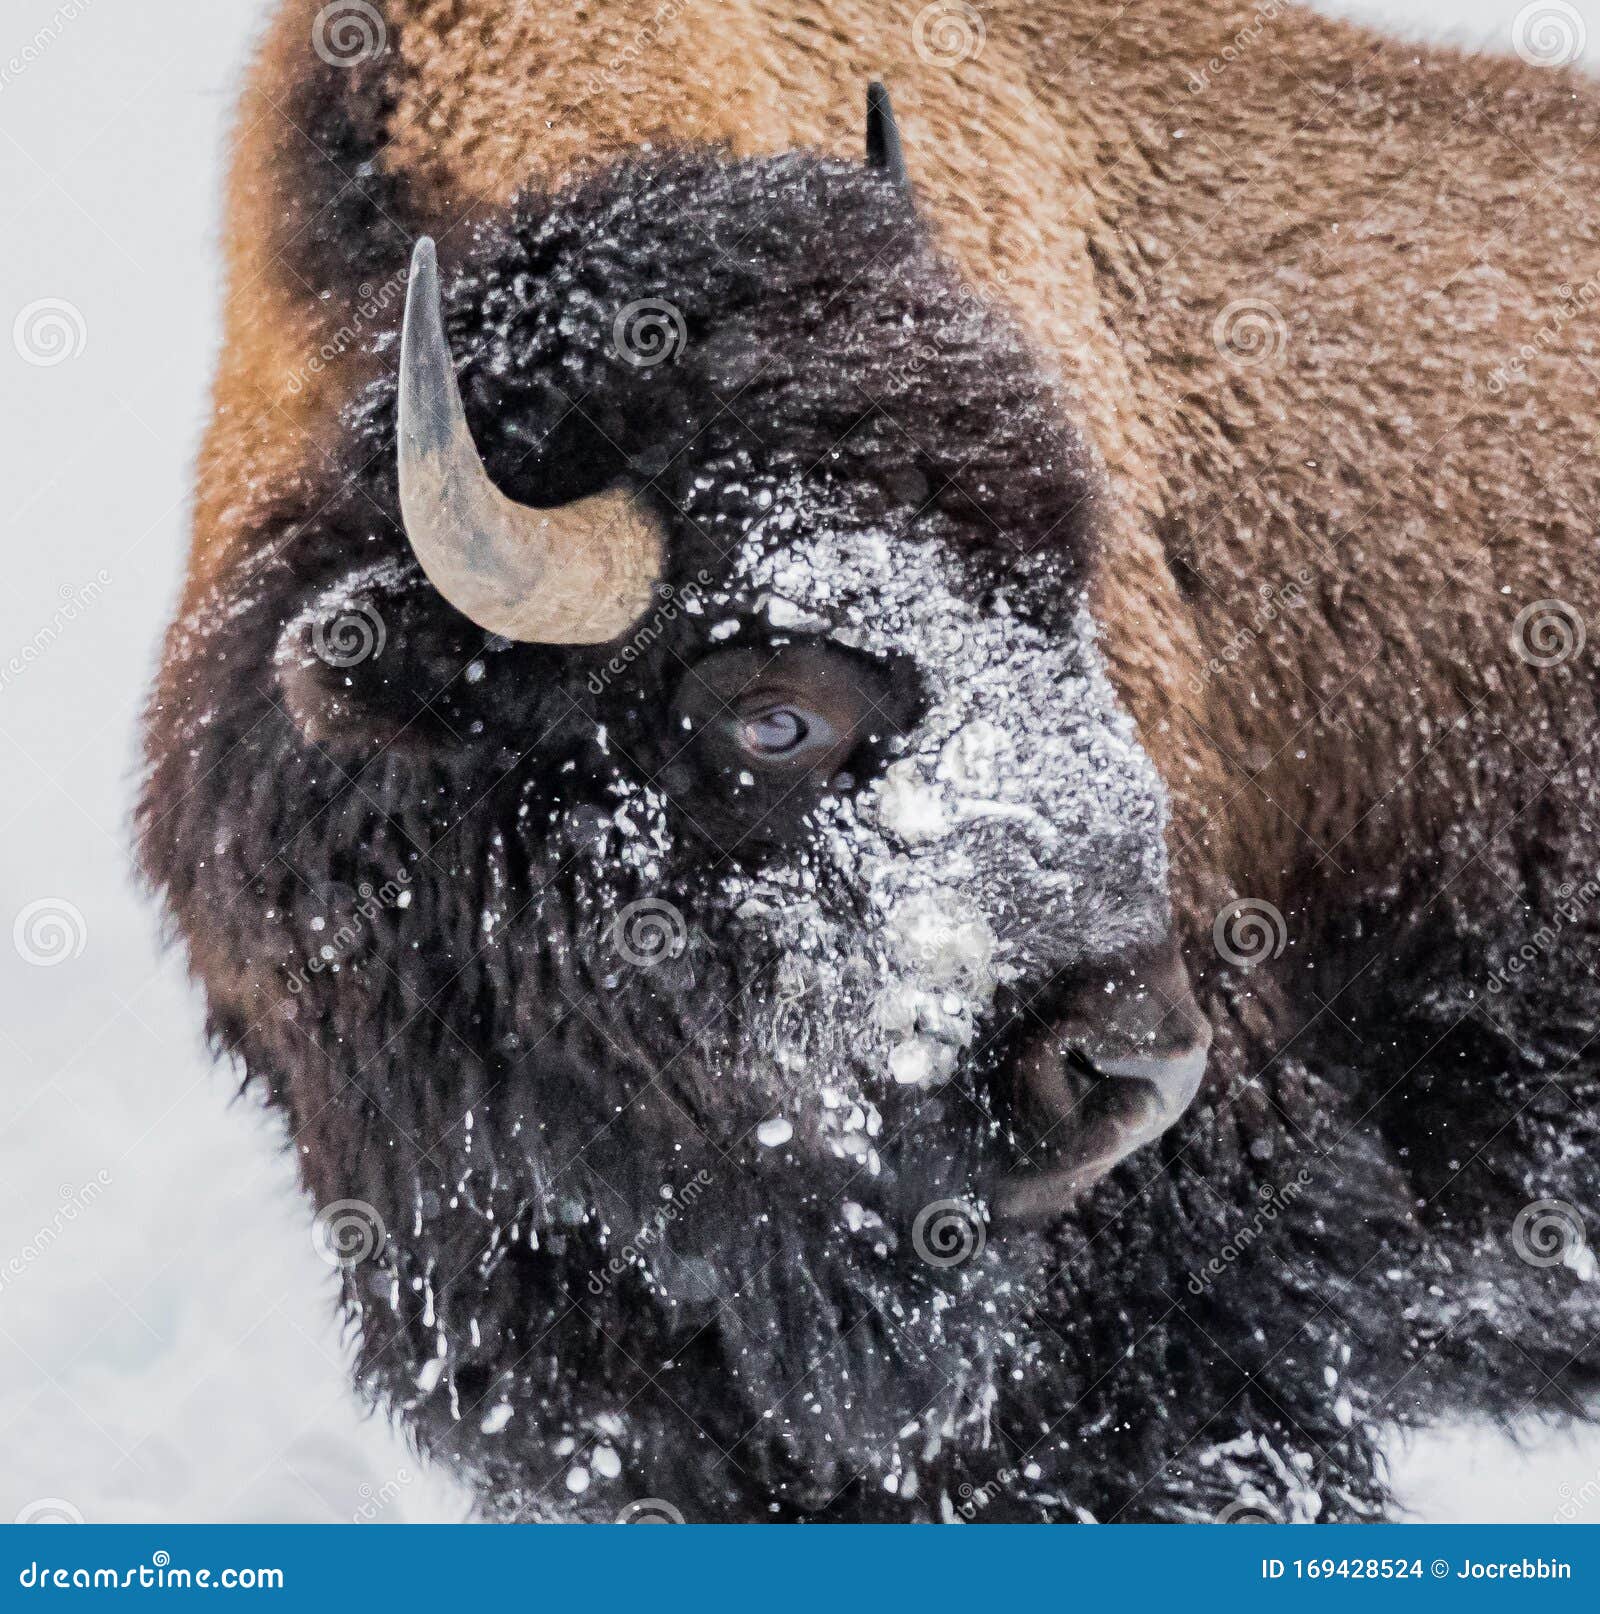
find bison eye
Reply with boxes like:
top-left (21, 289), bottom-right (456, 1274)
top-left (737, 705), bottom-right (816, 758)
top-left (664, 641), bottom-right (919, 846)
top-left (672, 643), bottom-right (889, 790)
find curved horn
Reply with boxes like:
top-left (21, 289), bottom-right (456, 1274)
top-left (397, 237), bottom-right (661, 644)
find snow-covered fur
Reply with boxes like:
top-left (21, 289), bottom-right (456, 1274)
top-left (142, 0), bottom-right (1600, 1522)
top-left (144, 153), bottom-right (1183, 1520)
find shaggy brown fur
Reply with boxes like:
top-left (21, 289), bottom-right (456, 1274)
top-left (186, 0), bottom-right (1600, 921)
top-left (146, 0), bottom-right (1600, 1519)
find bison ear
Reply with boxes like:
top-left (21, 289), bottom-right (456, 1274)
top-left (866, 81), bottom-right (912, 199)
top-left (272, 567), bottom-right (512, 757)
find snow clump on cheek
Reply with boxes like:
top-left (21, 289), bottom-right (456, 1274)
top-left (717, 513), bottom-right (1173, 1150)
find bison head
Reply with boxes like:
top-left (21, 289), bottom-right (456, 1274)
top-left (151, 114), bottom-right (1208, 1517)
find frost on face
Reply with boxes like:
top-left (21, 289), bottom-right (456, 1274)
top-left (682, 497), bottom-right (1173, 1167)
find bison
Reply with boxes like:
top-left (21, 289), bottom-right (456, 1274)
top-left (141, 0), bottom-right (1600, 1522)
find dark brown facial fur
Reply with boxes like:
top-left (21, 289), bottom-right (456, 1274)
top-left (143, 0), bottom-right (1600, 1521)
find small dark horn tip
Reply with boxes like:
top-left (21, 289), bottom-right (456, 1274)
top-left (865, 80), bottom-right (911, 196)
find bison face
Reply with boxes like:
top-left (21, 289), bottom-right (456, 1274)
top-left (367, 185), bottom-right (1206, 1243)
top-left (628, 500), bottom-right (1188, 1217)
top-left (159, 150), bottom-right (1209, 1513)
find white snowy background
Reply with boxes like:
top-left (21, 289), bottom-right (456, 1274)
top-left (1, 0), bottom-right (1598, 1525)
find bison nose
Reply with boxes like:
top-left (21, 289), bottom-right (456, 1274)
top-left (999, 934), bottom-right (1212, 1221)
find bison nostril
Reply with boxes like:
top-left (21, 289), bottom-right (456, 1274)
top-left (998, 935), bottom-right (1211, 1222)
